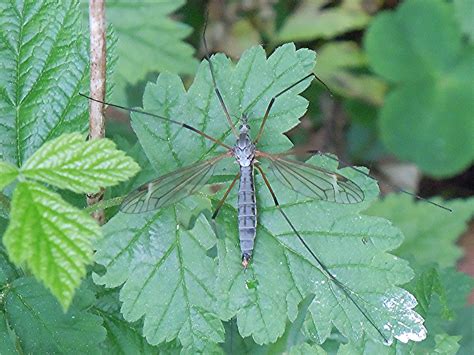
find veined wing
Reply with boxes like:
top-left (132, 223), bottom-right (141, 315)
top-left (258, 153), bottom-right (364, 204)
top-left (121, 153), bottom-right (230, 213)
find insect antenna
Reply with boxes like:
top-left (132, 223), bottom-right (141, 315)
top-left (79, 93), bottom-right (232, 150)
top-left (202, 11), bottom-right (239, 137)
top-left (255, 165), bottom-right (390, 343)
top-left (307, 150), bottom-right (453, 212)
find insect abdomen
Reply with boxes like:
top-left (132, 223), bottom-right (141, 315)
top-left (238, 166), bottom-right (257, 264)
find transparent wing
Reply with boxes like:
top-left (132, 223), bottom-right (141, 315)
top-left (121, 154), bottom-right (230, 213)
top-left (260, 154), bottom-right (364, 204)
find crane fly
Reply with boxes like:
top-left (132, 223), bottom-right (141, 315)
top-left (80, 32), bottom-right (449, 347)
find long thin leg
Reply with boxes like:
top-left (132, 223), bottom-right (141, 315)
top-left (255, 164), bottom-right (389, 343)
top-left (202, 16), bottom-right (239, 137)
top-left (80, 94), bottom-right (233, 150)
top-left (254, 73), bottom-right (333, 145)
top-left (212, 172), bottom-right (240, 220)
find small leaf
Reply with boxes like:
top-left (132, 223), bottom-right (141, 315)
top-left (2, 277), bottom-right (106, 353)
top-left (94, 205), bottom-right (224, 351)
top-left (433, 334), bottom-right (461, 354)
top-left (3, 181), bottom-right (101, 309)
top-left (0, 0), bottom-right (89, 166)
top-left (21, 133), bottom-right (141, 193)
top-left (104, 0), bottom-right (198, 102)
top-left (366, 194), bottom-right (474, 267)
top-left (365, 0), bottom-right (474, 177)
top-left (276, 0), bottom-right (370, 42)
top-left (316, 41), bottom-right (387, 105)
top-left (0, 161), bottom-right (18, 190)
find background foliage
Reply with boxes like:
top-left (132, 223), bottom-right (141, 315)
top-left (0, 0), bottom-right (472, 354)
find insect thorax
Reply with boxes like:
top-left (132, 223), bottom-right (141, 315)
top-left (234, 129), bottom-right (255, 167)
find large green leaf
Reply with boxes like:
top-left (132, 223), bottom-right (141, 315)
top-left (105, 0), bottom-right (198, 102)
top-left (96, 44), bottom-right (427, 348)
top-left (276, 0), bottom-right (370, 42)
top-left (21, 133), bottom-right (140, 193)
top-left (3, 181), bottom-right (101, 309)
top-left (94, 207), bottom-right (224, 351)
top-left (365, 0), bottom-right (474, 177)
top-left (0, 0), bottom-right (89, 166)
top-left (366, 195), bottom-right (474, 267)
top-left (0, 277), bottom-right (106, 353)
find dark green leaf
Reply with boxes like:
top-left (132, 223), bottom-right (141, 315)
top-left (2, 277), bottom-right (106, 353)
top-left (3, 181), bottom-right (101, 309)
top-left (454, 0), bottom-right (474, 42)
top-left (365, 0), bottom-right (474, 177)
top-left (0, 0), bottom-right (89, 166)
top-left (366, 194), bottom-right (474, 267)
top-left (105, 0), bottom-right (198, 102)
top-left (21, 133), bottom-right (140, 193)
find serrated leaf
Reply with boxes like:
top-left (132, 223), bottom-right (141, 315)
top-left (104, 0), bottom-right (198, 102)
top-left (21, 133), bottom-right (140, 193)
top-left (2, 277), bottom-right (106, 353)
top-left (276, 0), bottom-right (370, 42)
top-left (98, 44), bottom-right (427, 347)
top-left (3, 181), bottom-right (101, 309)
top-left (0, 161), bottom-right (18, 190)
top-left (94, 206), bottom-right (224, 351)
top-left (0, 0), bottom-right (89, 166)
top-left (366, 194), bottom-right (474, 267)
top-left (365, 0), bottom-right (474, 177)
top-left (95, 287), bottom-right (161, 354)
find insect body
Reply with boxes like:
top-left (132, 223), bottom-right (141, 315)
top-left (233, 118), bottom-right (257, 267)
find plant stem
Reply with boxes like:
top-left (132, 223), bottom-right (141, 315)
top-left (87, 0), bottom-right (107, 224)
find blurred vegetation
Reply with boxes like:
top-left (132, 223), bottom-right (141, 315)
top-left (108, 0), bottom-right (473, 199)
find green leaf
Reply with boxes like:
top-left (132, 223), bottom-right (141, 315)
top-left (276, 0), bottom-right (370, 42)
top-left (365, 0), bottom-right (474, 177)
top-left (3, 181), bottom-right (101, 309)
top-left (316, 42), bottom-right (387, 106)
top-left (289, 343), bottom-right (326, 355)
top-left (1, 277), bottom-right (106, 353)
top-left (97, 44), bottom-right (427, 347)
top-left (0, 0), bottom-right (89, 167)
top-left (94, 287), bottom-right (162, 354)
top-left (0, 161), bottom-right (18, 190)
top-left (105, 0), bottom-right (198, 102)
top-left (433, 334), bottom-right (461, 354)
top-left (366, 194), bottom-right (474, 267)
top-left (21, 133), bottom-right (140, 193)
top-left (94, 208), bottom-right (224, 351)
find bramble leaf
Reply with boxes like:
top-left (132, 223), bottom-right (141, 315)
top-left (21, 133), bottom-right (141, 193)
top-left (97, 44), bottom-right (427, 347)
top-left (105, 0), bottom-right (198, 102)
top-left (365, 0), bottom-right (474, 177)
top-left (0, 0), bottom-right (89, 167)
top-left (366, 195), bottom-right (474, 267)
top-left (0, 277), bottom-right (106, 353)
top-left (0, 161), bottom-right (18, 190)
top-left (3, 181), bottom-right (101, 309)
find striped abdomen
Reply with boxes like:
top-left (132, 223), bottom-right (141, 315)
top-left (238, 166), bottom-right (257, 266)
